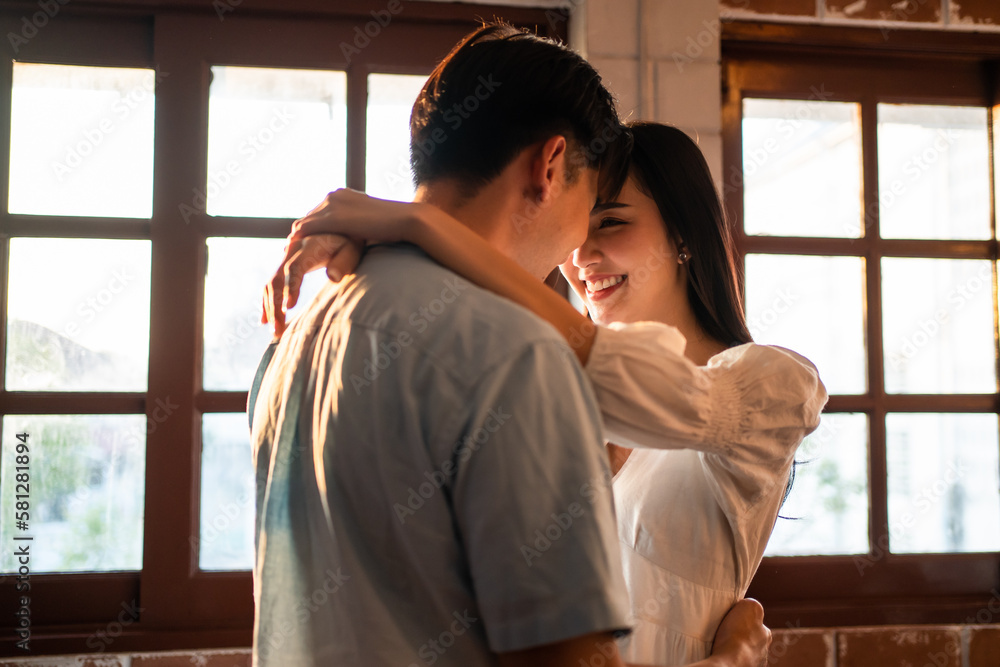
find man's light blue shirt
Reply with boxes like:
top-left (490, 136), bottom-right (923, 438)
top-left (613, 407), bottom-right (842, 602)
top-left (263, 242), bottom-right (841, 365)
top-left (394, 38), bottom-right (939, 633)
top-left (249, 245), bottom-right (630, 666)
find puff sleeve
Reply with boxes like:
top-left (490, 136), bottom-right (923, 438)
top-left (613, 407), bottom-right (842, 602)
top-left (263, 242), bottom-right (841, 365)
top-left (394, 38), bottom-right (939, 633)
top-left (584, 320), bottom-right (829, 471)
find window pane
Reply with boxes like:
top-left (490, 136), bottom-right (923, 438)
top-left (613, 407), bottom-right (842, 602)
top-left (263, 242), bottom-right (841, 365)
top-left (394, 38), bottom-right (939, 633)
top-left (887, 413), bottom-right (1000, 553)
top-left (746, 254), bottom-right (866, 394)
top-left (878, 104), bottom-right (990, 240)
top-left (0, 415), bottom-right (145, 573)
top-left (199, 413), bottom-right (254, 571)
top-left (6, 238), bottom-right (151, 391)
top-left (742, 99), bottom-right (862, 238)
top-left (882, 258), bottom-right (995, 394)
top-left (766, 413), bottom-right (870, 556)
top-left (366, 73), bottom-right (427, 202)
top-left (205, 66), bottom-right (347, 219)
top-left (9, 63), bottom-right (155, 218)
top-left (203, 237), bottom-right (326, 391)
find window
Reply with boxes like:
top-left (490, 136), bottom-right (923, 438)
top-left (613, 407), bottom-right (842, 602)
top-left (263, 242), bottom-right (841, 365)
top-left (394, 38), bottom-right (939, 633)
top-left (723, 22), bottom-right (1000, 626)
top-left (0, 3), bottom-right (564, 654)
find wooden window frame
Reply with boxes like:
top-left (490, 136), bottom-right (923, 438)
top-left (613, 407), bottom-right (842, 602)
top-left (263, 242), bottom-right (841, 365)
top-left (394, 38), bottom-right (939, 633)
top-left (0, 1), bottom-right (565, 655)
top-left (723, 21), bottom-right (1000, 628)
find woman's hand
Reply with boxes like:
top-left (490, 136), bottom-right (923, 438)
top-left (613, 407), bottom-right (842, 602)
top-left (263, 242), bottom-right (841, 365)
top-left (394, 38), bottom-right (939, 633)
top-left (262, 189), bottom-right (426, 337)
top-left (261, 233), bottom-right (363, 338)
top-left (705, 598), bottom-right (771, 667)
top-left (289, 187), bottom-right (422, 243)
top-left (627, 600), bottom-right (771, 667)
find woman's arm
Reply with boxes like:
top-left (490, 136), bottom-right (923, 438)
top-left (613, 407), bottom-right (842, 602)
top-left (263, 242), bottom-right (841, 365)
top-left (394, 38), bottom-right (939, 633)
top-left (266, 191), bottom-right (826, 462)
top-left (268, 189), bottom-right (597, 362)
top-left (585, 325), bottom-right (826, 456)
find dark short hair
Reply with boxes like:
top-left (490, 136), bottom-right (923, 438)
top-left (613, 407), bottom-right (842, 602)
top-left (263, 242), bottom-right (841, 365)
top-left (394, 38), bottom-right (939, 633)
top-left (410, 22), bottom-right (628, 199)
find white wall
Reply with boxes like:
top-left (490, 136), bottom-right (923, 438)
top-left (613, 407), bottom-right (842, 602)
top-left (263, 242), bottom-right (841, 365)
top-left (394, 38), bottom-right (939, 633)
top-left (414, 0), bottom-right (725, 182)
top-left (585, 0), bottom-right (724, 183)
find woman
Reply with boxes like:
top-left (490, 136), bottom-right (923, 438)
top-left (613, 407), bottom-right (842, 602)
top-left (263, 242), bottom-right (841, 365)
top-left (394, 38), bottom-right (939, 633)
top-left (264, 122), bottom-right (827, 666)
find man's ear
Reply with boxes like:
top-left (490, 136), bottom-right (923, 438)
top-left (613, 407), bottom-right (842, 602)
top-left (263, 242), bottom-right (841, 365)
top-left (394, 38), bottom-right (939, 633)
top-left (529, 135), bottom-right (568, 204)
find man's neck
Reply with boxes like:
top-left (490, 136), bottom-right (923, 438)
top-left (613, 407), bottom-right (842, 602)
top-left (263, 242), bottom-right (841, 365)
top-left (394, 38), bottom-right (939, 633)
top-left (414, 179), bottom-right (536, 276)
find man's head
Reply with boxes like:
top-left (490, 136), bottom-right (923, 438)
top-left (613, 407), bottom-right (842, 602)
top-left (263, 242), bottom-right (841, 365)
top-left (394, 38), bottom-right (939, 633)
top-left (409, 23), bottom-right (629, 278)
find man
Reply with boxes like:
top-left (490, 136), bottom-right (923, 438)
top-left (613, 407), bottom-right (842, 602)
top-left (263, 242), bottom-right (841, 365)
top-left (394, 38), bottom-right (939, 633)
top-left (251, 23), bottom-right (768, 667)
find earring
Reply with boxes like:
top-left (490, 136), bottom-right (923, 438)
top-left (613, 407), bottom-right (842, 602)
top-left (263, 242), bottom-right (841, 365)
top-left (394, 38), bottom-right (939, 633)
top-left (677, 251), bottom-right (690, 264)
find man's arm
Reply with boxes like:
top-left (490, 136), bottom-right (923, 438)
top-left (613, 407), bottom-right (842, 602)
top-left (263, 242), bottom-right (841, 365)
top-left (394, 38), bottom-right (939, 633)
top-left (448, 338), bottom-right (632, 657)
top-left (497, 631), bottom-right (626, 667)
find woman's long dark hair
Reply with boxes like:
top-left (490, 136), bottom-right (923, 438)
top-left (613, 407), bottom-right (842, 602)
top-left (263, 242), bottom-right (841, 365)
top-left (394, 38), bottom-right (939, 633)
top-left (620, 123), bottom-right (799, 509)
top-left (623, 121), bottom-right (753, 348)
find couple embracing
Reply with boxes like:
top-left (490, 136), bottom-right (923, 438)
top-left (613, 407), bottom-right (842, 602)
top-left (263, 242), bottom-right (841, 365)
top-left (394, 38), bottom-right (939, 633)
top-left (249, 21), bottom-right (826, 667)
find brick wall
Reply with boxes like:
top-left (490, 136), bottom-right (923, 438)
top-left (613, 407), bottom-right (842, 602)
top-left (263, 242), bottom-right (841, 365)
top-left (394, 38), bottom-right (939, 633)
top-left (771, 625), bottom-right (1000, 666)
top-left (720, 0), bottom-right (1000, 30)
top-left (1, 627), bottom-right (998, 666)
top-left (0, 648), bottom-right (251, 667)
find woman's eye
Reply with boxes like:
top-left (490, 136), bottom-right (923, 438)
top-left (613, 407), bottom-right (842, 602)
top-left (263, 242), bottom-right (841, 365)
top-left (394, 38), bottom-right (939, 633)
top-left (598, 217), bottom-right (626, 229)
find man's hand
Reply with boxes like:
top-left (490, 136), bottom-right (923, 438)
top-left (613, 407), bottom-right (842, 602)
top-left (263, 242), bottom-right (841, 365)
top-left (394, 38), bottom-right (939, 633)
top-left (705, 598), bottom-right (771, 667)
top-left (261, 233), bottom-right (363, 337)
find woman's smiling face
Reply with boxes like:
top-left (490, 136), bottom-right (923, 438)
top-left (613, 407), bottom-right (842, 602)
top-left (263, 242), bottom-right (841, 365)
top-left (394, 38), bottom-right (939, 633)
top-left (559, 175), bottom-right (687, 326)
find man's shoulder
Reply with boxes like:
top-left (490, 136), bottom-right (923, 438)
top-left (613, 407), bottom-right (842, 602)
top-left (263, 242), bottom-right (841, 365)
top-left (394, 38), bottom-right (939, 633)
top-left (357, 245), bottom-right (567, 343)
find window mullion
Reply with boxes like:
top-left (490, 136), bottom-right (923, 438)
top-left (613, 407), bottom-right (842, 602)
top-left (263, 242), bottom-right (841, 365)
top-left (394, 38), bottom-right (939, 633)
top-left (142, 17), bottom-right (207, 627)
top-left (861, 94), bottom-right (890, 563)
top-left (346, 64), bottom-right (368, 191)
top-left (988, 105), bottom-right (1000, 402)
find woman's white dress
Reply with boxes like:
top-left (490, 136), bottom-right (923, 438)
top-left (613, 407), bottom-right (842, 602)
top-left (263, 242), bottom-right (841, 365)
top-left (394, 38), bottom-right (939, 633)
top-left (584, 322), bottom-right (828, 666)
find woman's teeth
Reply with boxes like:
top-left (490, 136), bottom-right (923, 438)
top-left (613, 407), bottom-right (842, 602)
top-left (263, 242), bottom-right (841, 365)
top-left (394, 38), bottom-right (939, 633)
top-left (586, 275), bottom-right (625, 292)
